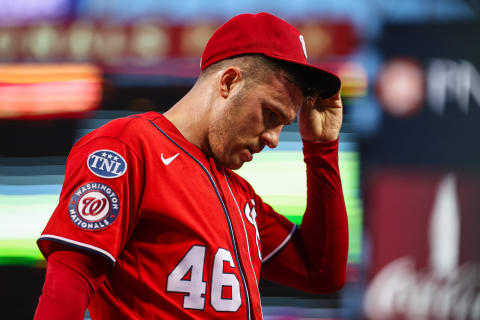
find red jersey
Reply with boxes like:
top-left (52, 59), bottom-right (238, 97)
top-left (38, 112), bottom-right (296, 319)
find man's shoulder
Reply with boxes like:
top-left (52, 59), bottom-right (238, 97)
top-left (96, 111), bottom-right (162, 136)
top-left (77, 112), bottom-right (164, 146)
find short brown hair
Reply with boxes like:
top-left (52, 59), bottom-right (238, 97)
top-left (199, 54), bottom-right (315, 97)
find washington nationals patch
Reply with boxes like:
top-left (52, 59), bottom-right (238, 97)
top-left (68, 182), bottom-right (120, 230)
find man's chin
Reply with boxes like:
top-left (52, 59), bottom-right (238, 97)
top-left (216, 152), bottom-right (251, 170)
top-left (226, 160), bottom-right (244, 170)
top-left (213, 156), bottom-right (243, 170)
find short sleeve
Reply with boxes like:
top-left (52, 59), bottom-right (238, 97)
top-left (253, 192), bottom-right (296, 263)
top-left (37, 134), bottom-right (144, 264)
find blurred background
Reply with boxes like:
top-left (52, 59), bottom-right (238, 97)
top-left (0, 0), bottom-right (479, 319)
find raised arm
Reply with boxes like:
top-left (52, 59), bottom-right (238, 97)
top-left (260, 90), bottom-right (349, 293)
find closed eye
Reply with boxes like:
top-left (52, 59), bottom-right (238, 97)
top-left (263, 107), bottom-right (280, 127)
top-left (268, 109), bottom-right (278, 123)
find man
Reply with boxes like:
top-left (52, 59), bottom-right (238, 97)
top-left (34, 12), bottom-right (348, 319)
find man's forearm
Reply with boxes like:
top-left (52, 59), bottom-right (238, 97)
top-left (300, 138), bottom-right (349, 289)
top-left (260, 138), bottom-right (348, 293)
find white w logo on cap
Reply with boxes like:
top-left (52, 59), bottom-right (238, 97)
top-left (299, 35), bottom-right (308, 59)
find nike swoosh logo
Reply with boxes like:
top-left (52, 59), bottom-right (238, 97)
top-left (161, 153), bottom-right (180, 165)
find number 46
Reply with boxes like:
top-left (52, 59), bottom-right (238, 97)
top-left (167, 245), bottom-right (242, 312)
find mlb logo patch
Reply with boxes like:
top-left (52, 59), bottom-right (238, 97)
top-left (87, 149), bottom-right (127, 179)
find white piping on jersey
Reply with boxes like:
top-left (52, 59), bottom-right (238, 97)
top-left (147, 119), bottom-right (251, 320)
top-left (38, 234), bottom-right (116, 263)
top-left (223, 172), bottom-right (259, 285)
top-left (188, 160), bottom-right (253, 320)
top-left (261, 223), bottom-right (297, 264)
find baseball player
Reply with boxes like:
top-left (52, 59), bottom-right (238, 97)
top-left (34, 12), bottom-right (348, 319)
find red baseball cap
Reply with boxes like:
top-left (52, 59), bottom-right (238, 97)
top-left (201, 12), bottom-right (341, 98)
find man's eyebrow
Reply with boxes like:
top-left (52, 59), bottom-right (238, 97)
top-left (268, 101), bottom-right (295, 125)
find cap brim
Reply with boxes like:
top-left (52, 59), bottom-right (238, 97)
top-left (264, 53), bottom-right (341, 99)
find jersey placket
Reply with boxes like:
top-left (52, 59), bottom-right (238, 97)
top-left (148, 119), bottom-right (252, 319)
top-left (209, 160), bottom-right (263, 319)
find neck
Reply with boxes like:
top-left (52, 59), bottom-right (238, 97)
top-left (163, 80), bottom-right (213, 156)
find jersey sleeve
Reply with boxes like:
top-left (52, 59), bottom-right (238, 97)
top-left (252, 193), bottom-right (296, 263)
top-left (37, 132), bottom-right (145, 264)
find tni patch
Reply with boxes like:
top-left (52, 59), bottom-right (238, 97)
top-left (87, 149), bottom-right (127, 179)
top-left (68, 182), bottom-right (120, 230)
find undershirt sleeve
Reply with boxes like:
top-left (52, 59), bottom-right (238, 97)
top-left (34, 248), bottom-right (109, 320)
top-left (260, 138), bottom-right (349, 293)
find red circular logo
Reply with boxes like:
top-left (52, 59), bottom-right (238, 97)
top-left (68, 182), bottom-right (120, 231)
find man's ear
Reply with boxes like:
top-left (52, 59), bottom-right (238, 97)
top-left (219, 67), bottom-right (242, 98)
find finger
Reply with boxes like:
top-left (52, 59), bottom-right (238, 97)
top-left (317, 90), bottom-right (343, 109)
top-left (303, 92), bottom-right (320, 111)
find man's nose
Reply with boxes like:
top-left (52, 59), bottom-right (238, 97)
top-left (260, 126), bottom-right (282, 149)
